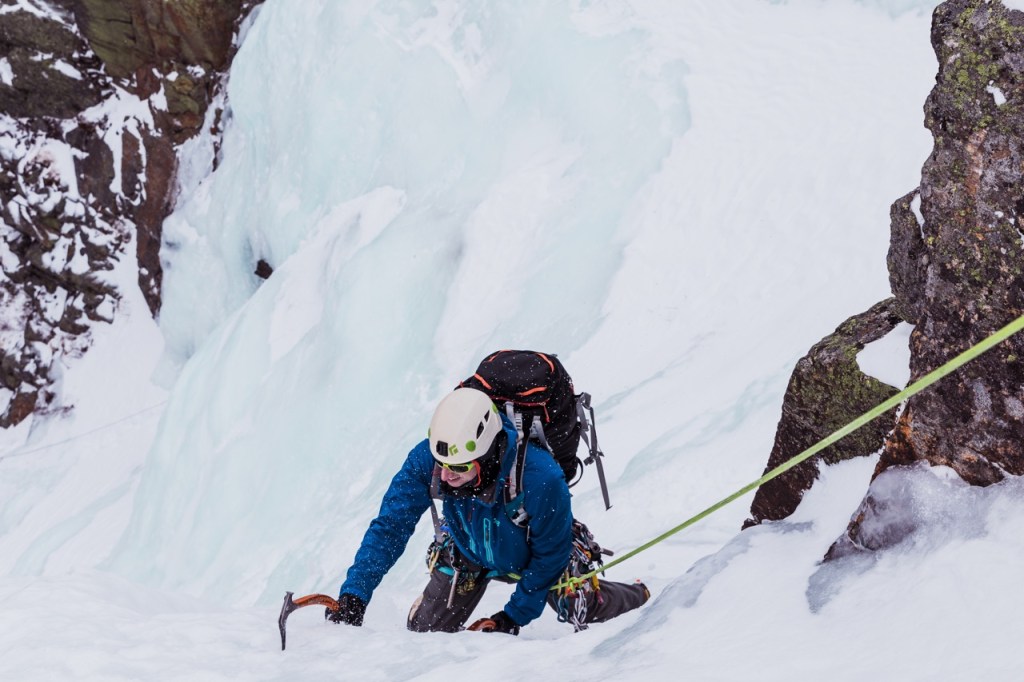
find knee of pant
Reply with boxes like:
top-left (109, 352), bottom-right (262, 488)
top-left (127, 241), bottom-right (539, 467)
top-left (407, 594), bottom-right (430, 632)
top-left (407, 612), bottom-right (460, 633)
top-left (407, 617), bottom-right (432, 633)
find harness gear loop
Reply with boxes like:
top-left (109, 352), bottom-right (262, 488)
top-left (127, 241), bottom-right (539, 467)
top-left (552, 519), bottom-right (608, 632)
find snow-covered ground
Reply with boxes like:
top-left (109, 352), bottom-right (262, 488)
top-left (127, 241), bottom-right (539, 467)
top-left (5, 1), bottom-right (1024, 680)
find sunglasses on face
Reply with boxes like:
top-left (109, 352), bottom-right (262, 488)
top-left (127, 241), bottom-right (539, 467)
top-left (440, 461), bottom-right (478, 474)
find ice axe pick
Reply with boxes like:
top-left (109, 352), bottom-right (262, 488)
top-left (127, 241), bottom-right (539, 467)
top-left (278, 591), bottom-right (339, 650)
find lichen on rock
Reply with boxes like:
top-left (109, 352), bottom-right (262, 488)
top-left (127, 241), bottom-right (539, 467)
top-left (880, 0), bottom-right (1024, 486)
top-left (749, 0), bottom-right (1024, 539)
top-left (743, 300), bottom-right (903, 528)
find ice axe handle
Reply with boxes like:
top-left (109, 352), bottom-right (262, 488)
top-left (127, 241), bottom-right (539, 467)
top-left (278, 591), bottom-right (340, 651)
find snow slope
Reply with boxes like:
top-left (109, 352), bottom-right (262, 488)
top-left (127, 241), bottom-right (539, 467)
top-left (7, 1), bottom-right (1024, 680)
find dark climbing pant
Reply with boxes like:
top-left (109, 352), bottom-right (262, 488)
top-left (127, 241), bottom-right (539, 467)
top-left (407, 539), bottom-right (650, 633)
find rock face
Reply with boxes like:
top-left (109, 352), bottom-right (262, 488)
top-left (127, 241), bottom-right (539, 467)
top-left (880, 0), bottom-right (1024, 485)
top-left (70, 0), bottom-right (254, 316)
top-left (1, 4), bottom-right (120, 426)
top-left (0, 0), bottom-right (258, 428)
top-left (743, 300), bottom-right (903, 528)
top-left (74, 1), bottom-right (243, 82)
top-left (0, 5), bottom-right (105, 118)
top-left (747, 0), bottom-right (1024, 552)
top-left (830, 0), bottom-right (1024, 555)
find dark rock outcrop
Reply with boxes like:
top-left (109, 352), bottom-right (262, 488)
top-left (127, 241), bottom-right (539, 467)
top-left (743, 300), bottom-right (903, 528)
top-left (749, 0), bottom-right (1024, 543)
top-left (74, 1), bottom-right (243, 82)
top-left (70, 0), bottom-right (256, 314)
top-left (255, 259), bottom-right (274, 280)
top-left (878, 0), bottom-right (1024, 485)
top-left (0, 0), bottom-right (259, 428)
top-left (0, 6), bottom-right (105, 118)
top-left (1, 6), bottom-right (121, 427)
top-left (831, 0), bottom-right (1024, 555)
top-left (74, 0), bottom-right (247, 145)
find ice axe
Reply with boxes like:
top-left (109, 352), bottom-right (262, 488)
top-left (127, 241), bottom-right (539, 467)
top-left (278, 591), bottom-right (339, 650)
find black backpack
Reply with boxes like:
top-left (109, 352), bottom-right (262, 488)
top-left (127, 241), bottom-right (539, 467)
top-left (459, 350), bottom-right (611, 510)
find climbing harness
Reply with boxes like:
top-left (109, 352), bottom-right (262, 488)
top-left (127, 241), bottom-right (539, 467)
top-left (424, 529), bottom-right (484, 608)
top-left (552, 519), bottom-right (612, 632)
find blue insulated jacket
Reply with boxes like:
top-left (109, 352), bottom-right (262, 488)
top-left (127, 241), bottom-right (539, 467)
top-left (340, 417), bottom-right (573, 626)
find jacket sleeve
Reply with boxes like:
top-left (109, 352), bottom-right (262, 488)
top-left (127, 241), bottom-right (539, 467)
top-left (503, 454), bottom-right (573, 626)
top-left (340, 441), bottom-right (435, 603)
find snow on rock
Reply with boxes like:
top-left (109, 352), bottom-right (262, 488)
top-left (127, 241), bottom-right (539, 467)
top-left (0, 57), bottom-right (13, 86)
top-left (987, 82), bottom-right (1008, 106)
top-left (0, 113), bottom-right (127, 428)
top-left (856, 321), bottom-right (914, 388)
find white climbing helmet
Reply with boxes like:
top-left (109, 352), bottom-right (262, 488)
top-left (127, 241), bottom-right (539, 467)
top-left (428, 388), bottom-right (502, 465)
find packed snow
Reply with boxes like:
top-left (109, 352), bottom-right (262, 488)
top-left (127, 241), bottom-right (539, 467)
top-left (857, 322), bottom-right (914, 388)
top-left (0, 58), bottom-right (13, 87)
top-left (5, 0), bottom-right (1024, 680)
top-left (987, 83), bottom-right (1008, 106)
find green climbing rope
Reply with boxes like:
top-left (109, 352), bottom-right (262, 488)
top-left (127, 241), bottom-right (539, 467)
top-left (557, 313), bottom-right (1024, 590)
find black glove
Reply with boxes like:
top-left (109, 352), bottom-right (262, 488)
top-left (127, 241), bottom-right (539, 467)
top-left (326, 593), bottom-right (366, 626)
top-left (467, 610), bottom-right (520, 635)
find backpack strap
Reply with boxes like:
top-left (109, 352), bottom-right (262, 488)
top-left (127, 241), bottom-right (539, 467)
top-left (428, 465), bottom-right (445, 542)
top-left (504, 402), bottom-right (525, 501)
top-left (527, 414), bottom-right (552, 452)
top-left (505, 445), bottom-right (530, 528)
top-left (576, 392), bottom-right (612, 510)
top-left (503, 402), bottom-right (530, 527)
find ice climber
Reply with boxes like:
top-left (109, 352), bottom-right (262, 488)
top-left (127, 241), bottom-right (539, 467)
top-left (330, 387), bottom-right (650, 634)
